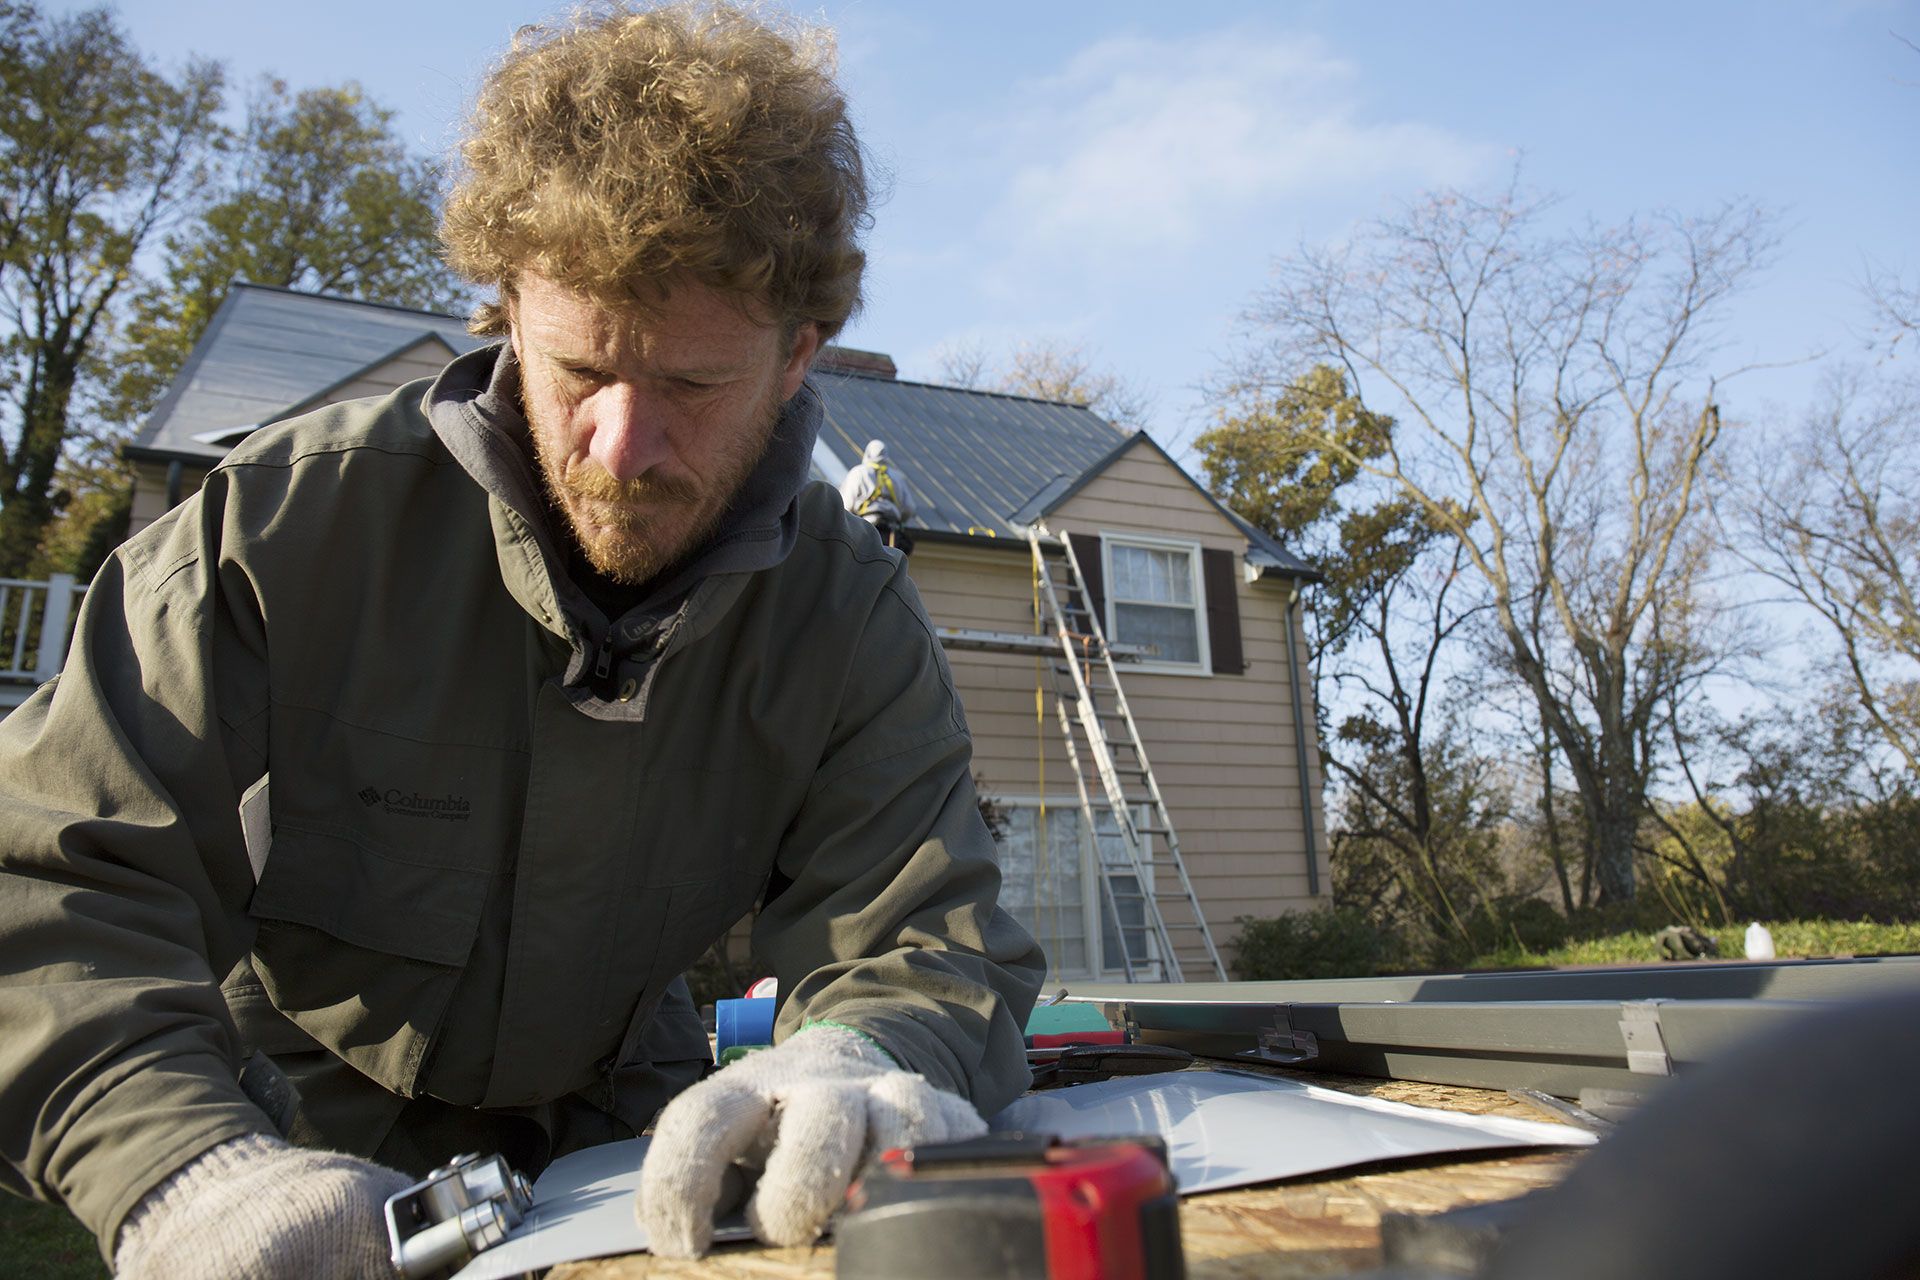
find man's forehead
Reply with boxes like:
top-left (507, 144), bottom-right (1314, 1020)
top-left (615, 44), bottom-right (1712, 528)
top-left (512, 272), bottom-right (781, 362)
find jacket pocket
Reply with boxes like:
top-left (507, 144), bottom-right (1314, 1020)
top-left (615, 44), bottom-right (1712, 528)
top-left (246, 823), bottom-right (493, 1095)
top-left (249, 821), bottom-right (491, 965)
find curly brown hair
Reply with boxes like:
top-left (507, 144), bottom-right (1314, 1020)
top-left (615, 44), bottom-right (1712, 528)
top-left (443, 2), bottom-right (870, 338)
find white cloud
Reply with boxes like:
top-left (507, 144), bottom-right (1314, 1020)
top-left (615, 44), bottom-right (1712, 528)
top-left (977, 28), bottom-right (1496, 265)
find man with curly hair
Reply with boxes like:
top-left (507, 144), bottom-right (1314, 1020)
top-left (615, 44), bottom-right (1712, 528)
top-left (0, 4), bottom-right (1044, 1274)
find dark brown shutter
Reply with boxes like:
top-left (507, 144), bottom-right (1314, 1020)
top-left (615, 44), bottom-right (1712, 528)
top-left (1067, 533), bottom-right (1105, 634)
top-left (1202, 548), bottom-right (1245, 674)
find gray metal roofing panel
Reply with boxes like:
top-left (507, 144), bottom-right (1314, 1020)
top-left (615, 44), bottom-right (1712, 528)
top-left (136, 283), bottom-right (484, 462)
top-left (812, 371), bottom-right (1127, 537)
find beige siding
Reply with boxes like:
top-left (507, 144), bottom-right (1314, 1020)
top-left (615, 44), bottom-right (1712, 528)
top-left (906, 438), bottom-right (1328, 980)
top-left (309, 338), bottom-right (453, 409)
top-left (128, 460), bottom-right (210, 538)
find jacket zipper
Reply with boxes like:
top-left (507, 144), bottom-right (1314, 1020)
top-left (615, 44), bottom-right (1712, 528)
top-left (593, 629), bottom-right (615, 684)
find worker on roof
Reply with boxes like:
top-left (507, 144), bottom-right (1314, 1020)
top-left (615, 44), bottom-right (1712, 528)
top-left (840, 437), bottom-right (919, 552)
top-left (0, 5), bottom-right (1042, 1276)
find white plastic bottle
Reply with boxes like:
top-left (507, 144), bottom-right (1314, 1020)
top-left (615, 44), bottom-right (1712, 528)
top-left (1745, 921), bottom-right (1776, 960)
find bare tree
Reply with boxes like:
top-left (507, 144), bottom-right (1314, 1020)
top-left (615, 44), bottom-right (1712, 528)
top-left (1730, 371), bottom-right (1920, 775)
top-left (1864, 263), bottom-right (1919, 359)
top-left (934, 337), bottom-right (1154, 429)
top-left (1225, 181), bottom-right (1772, 901)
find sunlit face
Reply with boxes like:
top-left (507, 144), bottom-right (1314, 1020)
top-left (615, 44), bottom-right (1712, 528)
top-left (508, 272), bottom-right (820, 585)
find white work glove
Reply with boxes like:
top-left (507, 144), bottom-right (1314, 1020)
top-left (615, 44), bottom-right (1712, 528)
top-left (639, 1023), bottom-right (987, 1257)
top-left (114, 1132), bottom-right (412, 1280)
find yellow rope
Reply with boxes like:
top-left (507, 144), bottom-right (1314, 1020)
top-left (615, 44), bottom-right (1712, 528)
top-left (1032, 550), bottom-right (1057, 968)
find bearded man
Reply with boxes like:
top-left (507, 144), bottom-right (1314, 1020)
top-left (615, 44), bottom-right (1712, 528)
top-left (0, 5), bottom-right (1044, 1275)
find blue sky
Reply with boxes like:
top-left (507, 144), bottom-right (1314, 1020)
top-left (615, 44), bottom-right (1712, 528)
top-left (97, 0), bottom-right (1919, 451)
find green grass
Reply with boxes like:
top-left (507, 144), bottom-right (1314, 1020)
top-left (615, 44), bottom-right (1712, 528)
top-left (1468, 918), bottom-right (1920, 969)
top-left (0, 1195), bottom-right (107, 1279)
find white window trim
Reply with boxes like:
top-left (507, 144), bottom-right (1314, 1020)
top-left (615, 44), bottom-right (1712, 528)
top-left (988, 795), bottom-right (1158, 981)
top-left (1099, 529), bottom-right (1213, 678)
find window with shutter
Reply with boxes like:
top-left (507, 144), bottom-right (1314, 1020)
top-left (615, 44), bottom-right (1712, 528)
top-left (1099, 533), bottom-right (1211, 674)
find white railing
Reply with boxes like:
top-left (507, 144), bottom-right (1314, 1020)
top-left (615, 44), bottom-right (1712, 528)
top-left (0, 573), bottom-right (83, 685)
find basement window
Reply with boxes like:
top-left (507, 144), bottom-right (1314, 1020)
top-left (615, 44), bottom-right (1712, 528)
top-left (1105, 536), bottom-right (1208, 672)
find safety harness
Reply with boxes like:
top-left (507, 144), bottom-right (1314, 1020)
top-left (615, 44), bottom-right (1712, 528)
top-left (855, 461), bottom-right (898, 517)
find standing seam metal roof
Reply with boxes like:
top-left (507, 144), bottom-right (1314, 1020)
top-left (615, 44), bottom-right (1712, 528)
top-left (812, 369), bottom-right (1128, 538)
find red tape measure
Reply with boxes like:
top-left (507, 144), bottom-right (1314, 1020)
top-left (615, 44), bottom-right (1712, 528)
top-left (835, 1133), bottom-right (1184, 1280)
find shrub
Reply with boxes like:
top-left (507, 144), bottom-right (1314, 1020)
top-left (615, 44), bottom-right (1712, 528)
top-left (1230, 906), bottom-right (1400, 980)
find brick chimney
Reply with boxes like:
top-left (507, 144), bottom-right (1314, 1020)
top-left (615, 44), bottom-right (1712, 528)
top-left (813, 345), bottom-right (897, 379)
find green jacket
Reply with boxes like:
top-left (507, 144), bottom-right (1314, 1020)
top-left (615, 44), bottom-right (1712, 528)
top-left (0, 345), bottom-right (1044, 1253)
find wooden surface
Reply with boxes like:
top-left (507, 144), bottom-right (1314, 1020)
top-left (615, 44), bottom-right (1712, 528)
top-left (554, 1072), bottom-right (1585, 1279)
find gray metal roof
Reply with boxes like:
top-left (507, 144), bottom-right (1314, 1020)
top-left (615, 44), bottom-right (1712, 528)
top-left (130, 282), bottom-right (486, 464)
top-left (811, 369), bottom-right (1127, 538)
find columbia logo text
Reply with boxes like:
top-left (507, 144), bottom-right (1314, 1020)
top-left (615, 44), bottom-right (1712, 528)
top-left (360, 786), bottom-right (472, 822)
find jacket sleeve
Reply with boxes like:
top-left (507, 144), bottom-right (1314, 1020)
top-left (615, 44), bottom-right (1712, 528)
top-left (0, 477), bottom-right (275, 1254)
top-left (751, 561), bottom-right (1044, 1116)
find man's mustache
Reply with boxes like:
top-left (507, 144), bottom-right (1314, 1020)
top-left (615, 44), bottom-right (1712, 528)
top-left (561, 465), bottom-right (703, 506)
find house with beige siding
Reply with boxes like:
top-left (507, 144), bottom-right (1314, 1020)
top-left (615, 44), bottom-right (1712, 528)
top-left (127, 284), bottom-right (1329, 984)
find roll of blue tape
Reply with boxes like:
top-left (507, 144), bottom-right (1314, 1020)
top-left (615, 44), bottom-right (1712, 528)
top-left (715, 996), bottom-right (777, 1060)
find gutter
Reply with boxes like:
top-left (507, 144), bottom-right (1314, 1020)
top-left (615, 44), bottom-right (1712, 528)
top-left (1284, 580), bottom-right (1322, 897)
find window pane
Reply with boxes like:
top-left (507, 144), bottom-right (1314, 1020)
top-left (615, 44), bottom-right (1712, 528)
top-left (1092, 812), bottom-right (1155, 973)
top-left (1114, 602), bottom-right (1199, 663)
top-left (992, 805), bottom-right (1087, 976)
top-left (1111, 544), bottom-right (1145, 599)
top-left (1161, 549), bottom-right (1193, 605)
top-left (1111, 544), bottom-right (1195, 606)
top-left (1097, 874), bottom-right (1153, 971)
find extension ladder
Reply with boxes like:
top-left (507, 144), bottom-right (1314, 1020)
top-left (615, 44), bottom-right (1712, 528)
top-left (1027, 527), bottom-right (1228, 983)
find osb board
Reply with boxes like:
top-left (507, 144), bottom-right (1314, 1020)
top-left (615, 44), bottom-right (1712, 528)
top-left (555, 1074), bottom-right (1584, 1279)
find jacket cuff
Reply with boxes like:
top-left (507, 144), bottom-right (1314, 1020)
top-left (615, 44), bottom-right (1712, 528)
top-left (50, 1054), bottom-right (271, 1262)
top-left (797, 1006), bottom-right (975, 1099)
top-left (797, 1019), bottom-right (902, 1068)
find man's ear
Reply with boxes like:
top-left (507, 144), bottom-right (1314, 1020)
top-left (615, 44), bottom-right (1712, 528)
top-left (780, 322), bottom-right (823, 400)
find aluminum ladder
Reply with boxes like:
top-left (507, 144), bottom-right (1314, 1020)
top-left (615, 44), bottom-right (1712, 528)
top-left (1027, 526), bottom-right (1228, 983)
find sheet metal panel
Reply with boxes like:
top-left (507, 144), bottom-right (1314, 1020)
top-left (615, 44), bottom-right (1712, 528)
top-left (1063, 954), bottom-right (1920, 1006)
top-left (1071, 992), bottom-right (1841, 1095)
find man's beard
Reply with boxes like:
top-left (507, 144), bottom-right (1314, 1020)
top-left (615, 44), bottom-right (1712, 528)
top-left (534, 393), bottom-right (783, 588)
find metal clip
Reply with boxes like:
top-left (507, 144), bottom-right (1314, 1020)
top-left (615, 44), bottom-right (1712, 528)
top-left (385, 1152), bottom-right (533, 1279)
top-left (1619, 1000), bottom-right (1673, 1076)
top-left (1238, 1007), bottom-right (1319, 1066)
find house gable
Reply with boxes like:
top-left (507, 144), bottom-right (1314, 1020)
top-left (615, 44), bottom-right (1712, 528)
top-left (127, 282), bottom-right (484, 470)
top-left (266, 333), bottom-right (460, 425)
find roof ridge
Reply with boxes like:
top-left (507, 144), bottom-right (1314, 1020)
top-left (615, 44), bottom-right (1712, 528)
top-left (875, 371), bottom-right (1119, 417)
top-left (231, 279), bottom-right (471, 324)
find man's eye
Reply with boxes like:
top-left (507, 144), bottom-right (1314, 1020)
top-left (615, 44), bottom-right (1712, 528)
top-left (562, 364), bottom-right (611, 384)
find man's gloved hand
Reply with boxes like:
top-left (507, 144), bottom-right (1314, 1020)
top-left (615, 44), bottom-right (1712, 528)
top-left (114, 1132), bottom-right (413, 1280)
top-left (638, 1022), bottom-right (986, 1257)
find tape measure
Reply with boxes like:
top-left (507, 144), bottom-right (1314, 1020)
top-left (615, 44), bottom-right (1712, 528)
top-left (835, 1133), bottom-right (1184, 1280)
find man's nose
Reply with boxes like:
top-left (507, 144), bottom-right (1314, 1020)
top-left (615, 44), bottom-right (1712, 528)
top-left (587, 385), bottom-right (672, 481)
